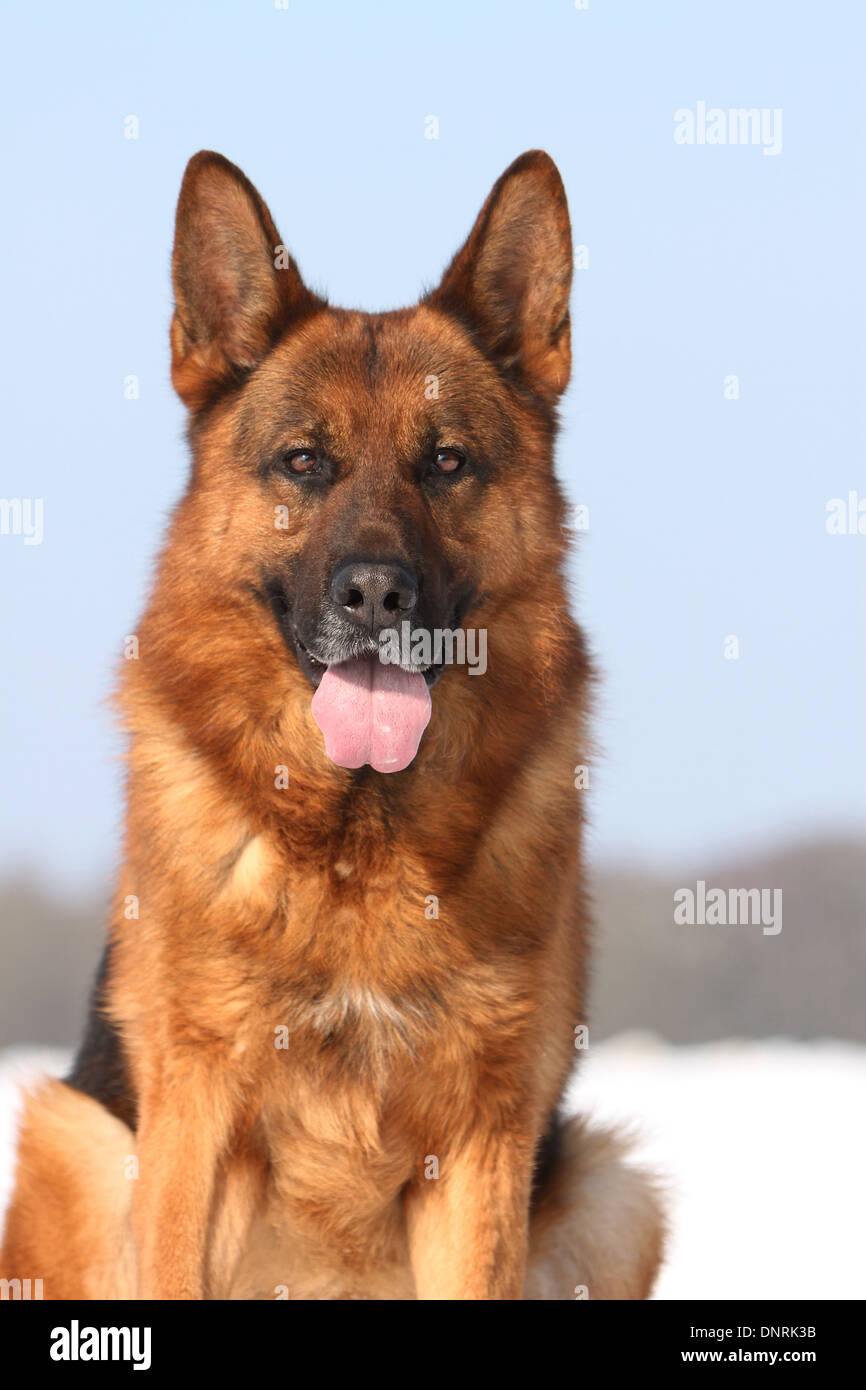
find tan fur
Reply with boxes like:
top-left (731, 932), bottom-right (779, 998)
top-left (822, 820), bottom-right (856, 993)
top-left (2, 1079), bottom-right (663, 1300)
top-left (1, 1081), bottom-right (138, 1300)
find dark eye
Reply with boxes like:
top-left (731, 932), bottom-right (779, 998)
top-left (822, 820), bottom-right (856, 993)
top-left (432, 447), bottom-right (466, 476)
top-left (281, 449), bottom-right (320, 476)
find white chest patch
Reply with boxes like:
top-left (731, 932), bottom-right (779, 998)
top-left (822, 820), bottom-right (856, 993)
top-left (291, 980), bottom-right (427, 1043)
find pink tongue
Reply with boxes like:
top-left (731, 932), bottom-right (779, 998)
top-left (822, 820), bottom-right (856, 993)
top-left (311, 657), bottom-right (432, 773)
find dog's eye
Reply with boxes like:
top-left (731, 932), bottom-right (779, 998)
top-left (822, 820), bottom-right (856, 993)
top-left (432, 448), bottom-right (465, 476)
top-left (281, 449), bottom-right (320, 476)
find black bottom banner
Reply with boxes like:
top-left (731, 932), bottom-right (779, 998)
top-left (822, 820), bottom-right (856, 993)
top-left (3, 1298), bottom-right (857, 1375)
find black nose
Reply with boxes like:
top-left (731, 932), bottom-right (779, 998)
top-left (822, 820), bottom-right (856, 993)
top-left (330, 560), bottom-right (419, 633)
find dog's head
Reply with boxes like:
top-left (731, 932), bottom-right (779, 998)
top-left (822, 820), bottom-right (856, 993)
top-left (160, 150), bottom-right (573, 774)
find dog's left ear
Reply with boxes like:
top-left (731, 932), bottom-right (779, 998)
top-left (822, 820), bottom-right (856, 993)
top-left (428, 151), bottom-right (573, 399)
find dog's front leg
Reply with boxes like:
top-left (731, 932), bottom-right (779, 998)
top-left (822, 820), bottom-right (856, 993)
top-left (133, 1071), bottom-right (234, 1300)
top-left (406, 1130), bottom-right (534, 1300)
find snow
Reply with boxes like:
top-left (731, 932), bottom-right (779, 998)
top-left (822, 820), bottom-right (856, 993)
top-left (2, 1036), bottom-right (864, 1300)
top-left (566, 1033), bottom-right (866, 1300)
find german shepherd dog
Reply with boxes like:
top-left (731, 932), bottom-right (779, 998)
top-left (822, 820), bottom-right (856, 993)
top-left (1, 151), bottom-right (664, 1300)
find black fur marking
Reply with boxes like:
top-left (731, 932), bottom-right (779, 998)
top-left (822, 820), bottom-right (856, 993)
top-left (530, 1107), bottom-right (563, 1211)
top-left (66, 943), bottom-right (137, 1131)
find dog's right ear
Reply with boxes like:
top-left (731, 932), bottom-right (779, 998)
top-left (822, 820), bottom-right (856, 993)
top-left (170, 152), bottom-right (323, 412)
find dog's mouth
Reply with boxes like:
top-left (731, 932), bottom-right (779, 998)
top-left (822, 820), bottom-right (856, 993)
top-left (294, 634), bottom-right (443, 690)
top-left (293, 637), bottom-right (433, 774)
top-left (293, 637), bottom-right (329, 688)
top-left (267, 578), bottom-right (475, 776)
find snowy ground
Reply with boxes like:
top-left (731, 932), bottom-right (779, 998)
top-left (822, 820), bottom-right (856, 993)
top-left (2, 1035), bottom-right (864, 1300)
top-left (566, 1033), bottom-right (866, 1300)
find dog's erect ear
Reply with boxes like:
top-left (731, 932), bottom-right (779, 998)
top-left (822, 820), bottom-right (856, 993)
top-left (427, 151), bottom-right (573, 399)
top-left (170, 151), bottom-right (323, 411)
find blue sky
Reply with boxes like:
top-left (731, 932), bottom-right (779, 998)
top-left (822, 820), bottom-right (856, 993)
top-left (1, 0), bottom-right (864, 887)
